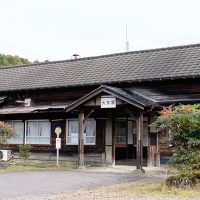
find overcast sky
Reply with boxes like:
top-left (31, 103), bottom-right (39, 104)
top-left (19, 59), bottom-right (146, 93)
top-left (0, 0), bottom-right (200, 62)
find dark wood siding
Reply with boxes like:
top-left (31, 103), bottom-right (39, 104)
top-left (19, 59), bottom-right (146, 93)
top-left (1, 79), bottom-right (200, 157)
top-left (5, 118), bottom-right (106, 154)
top-left (127, 79), bottom-right (200, 104)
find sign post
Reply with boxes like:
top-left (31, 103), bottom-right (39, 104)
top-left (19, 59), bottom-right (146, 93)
top-left (55, 126), bottom-right (62, 166)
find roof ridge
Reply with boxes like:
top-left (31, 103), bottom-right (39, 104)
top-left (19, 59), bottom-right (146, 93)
top-left (82, 43), bottom-right (200, 60)
top-left (0, 43), bottom-right (200, 70)
top-left (0, 59), bottom-right (69, 70)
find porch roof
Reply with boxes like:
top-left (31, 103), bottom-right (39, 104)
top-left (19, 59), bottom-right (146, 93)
top-left (0, 105), bottom-right (66, 114)
top-left (66, 85), bottom-right (158, 111)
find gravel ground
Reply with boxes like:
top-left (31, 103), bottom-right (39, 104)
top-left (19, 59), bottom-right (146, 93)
top-left (2, 168), bottom-right (199, 200)
top-left (9, 182), bottom-right (200, 200)
top-left (0, 169), bottom-right (154, 200)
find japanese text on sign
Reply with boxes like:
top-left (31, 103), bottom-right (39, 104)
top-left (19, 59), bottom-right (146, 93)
top-left (101, 96), bottom-right (116, 108)
top-left (56, 138), bottom-right (61, 149)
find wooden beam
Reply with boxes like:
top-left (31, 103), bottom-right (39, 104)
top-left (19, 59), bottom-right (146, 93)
top-left (124, 108), bottom-right (137, 121)
top-left (83, 108), bottom-right (94, 124)
top-left (136, 111), bottom-right (143, 170)
top-left (78, 110), bottom-right (84, 166)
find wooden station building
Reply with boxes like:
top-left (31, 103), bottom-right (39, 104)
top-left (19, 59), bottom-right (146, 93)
top-left (0, 43), bottom-right (200, 169)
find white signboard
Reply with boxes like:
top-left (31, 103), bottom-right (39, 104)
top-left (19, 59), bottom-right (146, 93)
top-left (101, 96), bottom-right (116, 108)
top-left (56, 138), bottom-right (61, 149)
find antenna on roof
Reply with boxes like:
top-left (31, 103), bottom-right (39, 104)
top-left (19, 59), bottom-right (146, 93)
top-left (125, 24), bottom-right (129, 52)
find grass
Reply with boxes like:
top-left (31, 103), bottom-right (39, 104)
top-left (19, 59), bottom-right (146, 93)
top-left (0, 161), bottom-right (77, 173)
top-left (108, 182), bottom-right (200, 199)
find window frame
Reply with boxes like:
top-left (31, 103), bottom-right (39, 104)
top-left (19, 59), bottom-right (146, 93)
top-left (66, 118), bottom-right (96, 145)
top-left (132, 117), bottom-right (149, 147)
top-left (114, 118), bottom-right (127, 145)
top-left (7, 120), bottom-right (24, 144)
top-left (25, 120), bottom-right (51, 145)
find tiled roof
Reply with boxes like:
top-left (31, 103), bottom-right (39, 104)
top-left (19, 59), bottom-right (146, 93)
top-left (1, 43), bottom-right (200, 92)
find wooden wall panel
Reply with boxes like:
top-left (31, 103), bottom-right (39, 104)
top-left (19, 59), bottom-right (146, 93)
top-left (127, 80), bottom-right (200, 103)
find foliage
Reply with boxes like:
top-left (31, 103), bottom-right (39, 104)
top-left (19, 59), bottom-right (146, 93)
top-left (165, 174), bottom-right (198, 188)
top-left (0, 121), bottom-right (14, 148)
top-left (19, 144), bottom-right (32, 160)
top-left (0, 54), bottom-right (31, 67)
top-left (109, 182), bottom-right (200, 199)
top-left (152, 104), bottom-right (200, 187)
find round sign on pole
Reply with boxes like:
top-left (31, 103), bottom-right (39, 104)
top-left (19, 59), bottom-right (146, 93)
top-left (55, 126), bottom-right (62, 166)
top-left (55, 126), bottom-right (62, 137)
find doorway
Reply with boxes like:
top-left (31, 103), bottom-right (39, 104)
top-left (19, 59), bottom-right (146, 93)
top-left (114, 118), bottom-right (148, 166)
top-left (114, 119), bottom-right (133, 161)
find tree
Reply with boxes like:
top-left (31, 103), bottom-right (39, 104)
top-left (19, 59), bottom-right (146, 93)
top-left (0, 122), bottom-right (14, 167)
top-left (0, 54), bottom-right (31, 67)
top-left (153, 104), bottom-right (200, 187)
top-left (0, 121), bottom-right (14, 148)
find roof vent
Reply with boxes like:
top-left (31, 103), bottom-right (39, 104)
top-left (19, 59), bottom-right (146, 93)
top-left (71, 54), bottom-right (80, 60)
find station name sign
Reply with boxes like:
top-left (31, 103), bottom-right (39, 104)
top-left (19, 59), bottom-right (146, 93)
top-left (101, 96), bottom-right (116, 108)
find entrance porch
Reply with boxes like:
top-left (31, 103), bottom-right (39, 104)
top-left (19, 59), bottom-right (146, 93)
top-left (66, 85), bottom-right (160, 169)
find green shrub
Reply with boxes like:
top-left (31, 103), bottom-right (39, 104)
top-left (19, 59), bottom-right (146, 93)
top-left (19, 144), bottom-right (32, 160)
top-left (0, 122), bottom-right (14, 148)
top-left (152, 104), bottom-right (200, 188)
top-left (165, 174), bottom-right (197, 188)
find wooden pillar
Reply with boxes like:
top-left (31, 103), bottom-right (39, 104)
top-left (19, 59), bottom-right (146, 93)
top-left (78, 110), bottom-right (84, 166)
top-left (156, 133), bottom-right (160, 167)
top-left (136, 111), bottom-right (143, 170)
top-left (148, 112), bottom-right (160, 167)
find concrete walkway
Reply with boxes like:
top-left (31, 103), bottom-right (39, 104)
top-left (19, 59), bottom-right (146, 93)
top-left (87, 164), bottom-right (167, 174)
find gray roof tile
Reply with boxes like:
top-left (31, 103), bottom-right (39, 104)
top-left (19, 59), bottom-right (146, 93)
top-left (0, 43), bottom-right (200, 92)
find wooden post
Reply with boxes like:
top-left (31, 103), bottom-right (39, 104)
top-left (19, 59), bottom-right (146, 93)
top-left (78, 110), bottom-right (84, 166)
top-left (156, 133), bottom-right (160, 167)
top-left (136, 111), bottom-right (143, 170)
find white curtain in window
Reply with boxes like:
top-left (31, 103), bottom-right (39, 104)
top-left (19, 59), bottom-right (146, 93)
top-left (84, 120), bottom-right (96, 144)
top-left (27, 122), bottom-right (37, 136)
top-left (38, 122), bottom-right (50, 136)
top-left (38, 122), bottom-right (50, 144)
top-left (68, 120), bottom-right (78, 136)
top-left (26, 121), bottom-right (50, 144)
top-left (27, 122), bottom-right (38, 144)
top-left (85, 120), bottom-right (96, 136)
top-left (13, 121), bottom-right (24, 144)
top-left (68, 120), bottom-right (78, 144)
top-left (67, 120), bottom-right (96, 145)
top-left (7, 121), bottom-right (24, 144)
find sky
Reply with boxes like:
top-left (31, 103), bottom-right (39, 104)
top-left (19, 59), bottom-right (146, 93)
top-left (0, 0), bottom-right (200, 62)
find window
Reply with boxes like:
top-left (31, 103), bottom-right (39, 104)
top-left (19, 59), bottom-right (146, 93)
top-left (66, 120), bottom-right (78, 145)
top-left (114, 120), bottom-right (127, 144)
top-left (7, 121), bottom-right (24, 144)
top-left (26, 121), bottom-right (51, 144)
top-left (132, 117), bottom-right (149, 146)
top-left (66, 119), bottom-right (96, 145)
top-left (85, 120), bottom-right (96, 144)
